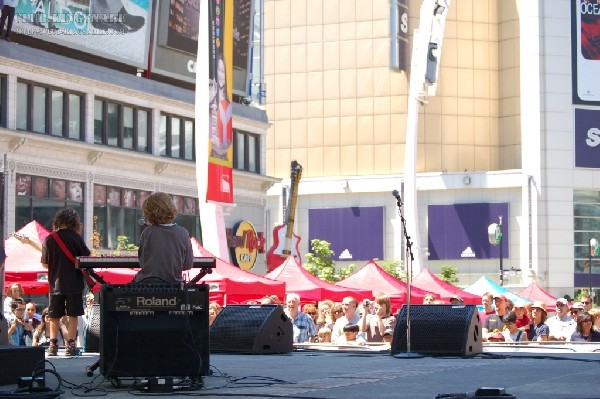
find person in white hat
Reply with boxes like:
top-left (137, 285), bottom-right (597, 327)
top-left (546, 298), bottom-right (575, 341)
top-left (528, 301), bottom-right (549, 341)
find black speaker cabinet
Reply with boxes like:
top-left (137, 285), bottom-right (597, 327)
top-left (100, 284), bottom-right (209, 378)
top-left (391, 304), bottom-right (482, 357)
top-left (0, 315), bottom-right (8, 346)
top-left (210, 305), bottom-right (293, 354)
top-left (84, 303), bottom-right (100, 353)
top-left (0, 345), bottom-right (45, 385)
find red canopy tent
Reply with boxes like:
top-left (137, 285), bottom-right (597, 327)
top-left (412, 268), bottom-right (481, 305)
top-left (4, 221), bottom-right (51, 295)
top-left (336, 260), bottom-right (436, 312)
top-left (264, 256), bottom-right (371, 304)
top-left (191, 238), bottom-right (286, 305)
top-left (96, 238), bottom-right (285, 305)
top-left (517, 281), bottom-right (558, 313)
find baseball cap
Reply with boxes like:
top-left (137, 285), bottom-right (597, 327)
top-left (450, 295), bottom-right (464, 303)
top-left (493, 295), bottom-right (508, 302)
top-left (555, 298), bottom-right (568, 306)
top-left (570, 302), bottom-right (584, 310)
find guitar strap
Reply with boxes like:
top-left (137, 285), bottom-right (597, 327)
top-left (50, 232), bottom-right (96, 290)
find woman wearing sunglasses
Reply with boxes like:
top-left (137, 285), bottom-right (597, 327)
top-left (570, 312), bottom-right (600, 342)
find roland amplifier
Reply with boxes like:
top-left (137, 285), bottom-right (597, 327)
top-left (100, 283), bottom-right (209, 378)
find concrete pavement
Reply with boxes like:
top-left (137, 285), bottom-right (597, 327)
top-left (1, 344), bottom-right (599, 399)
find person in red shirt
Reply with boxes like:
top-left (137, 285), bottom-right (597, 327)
top-left (513, 300), bottom-right (530, 333)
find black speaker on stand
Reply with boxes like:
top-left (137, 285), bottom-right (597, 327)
top-left (210, 305), bottom-right (293, 354)
top-left (391, 304), bottom-right (482, 357)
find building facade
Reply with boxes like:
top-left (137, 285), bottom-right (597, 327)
top-left (0, 38), bottom-right (276, 272)
top-left (263, 0), bottom-right (600, 301)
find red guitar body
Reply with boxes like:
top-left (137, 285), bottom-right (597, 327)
top-left (266, 225), bottom-right (302, 272)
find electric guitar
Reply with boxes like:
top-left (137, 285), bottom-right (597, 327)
top-left (266, 161), bottom-right (303, 272)
top-left (12, 232), bottom-right (43, 253)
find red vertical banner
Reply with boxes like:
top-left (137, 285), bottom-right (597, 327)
top-left (207, 0), bottom-right (234, 203)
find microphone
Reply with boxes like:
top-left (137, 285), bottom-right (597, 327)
top-left (138, 218), bottom-right (147, 226)
top-left (392, 190), bottom-right (402, 202)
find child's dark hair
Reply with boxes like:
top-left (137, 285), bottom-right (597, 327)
top-left (52, 208), bottom-right (82, 232)
top-left (503, 311), bottom-right (517, 324)
top-left (343, 323), bottom-right (360, 333)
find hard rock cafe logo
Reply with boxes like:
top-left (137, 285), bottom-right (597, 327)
top-left (226, 221), bottom-right (265, 271)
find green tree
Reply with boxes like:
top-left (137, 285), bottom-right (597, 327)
top-left (304, 239), bottom-right (336, 282)
top-left (338, 264), bottom-right (356, 281)
top-left (377, 259), bottom-right (404, 281)
top-left (440, 265), bottom-right (459, 284)
top-left (113, 235), bottom-right (139, 255)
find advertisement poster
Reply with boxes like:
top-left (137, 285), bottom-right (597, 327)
top-left (572, 0), bottom-right (600, 103)
top-left (308, 207), bottom-right (384, 261)
top-left (166, 0), bottom-right (200, 54)
top-left (428, 203), bottom-right (509, 260)
top-left (207, 0), bottom-right (234, 204)
top-left (153, 0), bottom-right (252, 89)
top-left (13, 0), bottom-right (151, 68)
top-left (574, 108), bottom-right (600, 168)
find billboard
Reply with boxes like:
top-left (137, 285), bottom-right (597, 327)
top-left (152, 0), bottom-right (252, 92)
top-left (206, 0), bottom-right (234, 203)
top-left (13, 0), bottom-right (152, 69)
top-left (308, 207), bottom-right (384, 262)
top-left (574, 108), bottom-right (600, 168)
top-left (572, 0), bottom-right (600, 104)
top-left (428, 203), bottom-right (509, 260)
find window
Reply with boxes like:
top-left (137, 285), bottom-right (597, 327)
top-left (574, 191), bottom-right (600, 274)
top-left (14, 174), bottom-right (84, 232)
top-left (233, 129), bottom-right (260, 173)
top-left (94, 99), bottom-right (151, 153)
top-left (16, 80), bottom-right (83, 140)
top-left (92, 185), bottom-right (200, 250)
top-left (0, 75), bottom-right (7, 127)
top-left (159, 113), bottom-right (195, 160)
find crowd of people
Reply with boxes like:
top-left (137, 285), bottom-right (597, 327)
top-left (477, 292), bottom-right (600, 343)
top-left (5, 283), bottom-right (600, 351)
top-left (3, 198), bottom-right (600, 353)
top-left (204, 291), bottom-right (600, 346)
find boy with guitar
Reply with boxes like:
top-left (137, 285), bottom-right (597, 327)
top-left (42, 208), bottom-right (91, 356)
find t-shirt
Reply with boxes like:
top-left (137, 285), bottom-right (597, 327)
top-left (331, 314), bottom-right (361, 344)
top-left (484, 312), bottom-right (507, 332)
top-left (503, 329), bottom-right (526, 342)
top-left (42, 229), bottom-right (91, 295)
top-left (134, 224), bottom-right (194, 283)
top-left (546, 315), bottom-right (575, 340)
top-left (570, 330), bottom-right (600, 342)
top-left (364, 314), bottom-right (396, 342)
top-left (527, 322), bottom-right (550, 341)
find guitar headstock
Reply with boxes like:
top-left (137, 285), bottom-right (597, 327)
top-left (12, 232), bottom-right (32, 244)
top-left (291, 160), bottom-right (303, 182)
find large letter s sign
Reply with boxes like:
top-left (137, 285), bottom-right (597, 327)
top-left (587, 128), bottom-right (600, 148)
top-left (400, 12), bottom-right (408, 34)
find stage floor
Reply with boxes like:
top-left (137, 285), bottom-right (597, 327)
top-left (0, 344), bottom-right (598, 399)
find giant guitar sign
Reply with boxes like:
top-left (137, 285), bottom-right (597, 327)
top-left (266, 161), bottom-right (302, 272)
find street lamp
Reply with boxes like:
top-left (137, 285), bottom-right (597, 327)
top-left (589, 238), bottom-right (599, 296)
top-left (488, 216), bottom-right (503, 286)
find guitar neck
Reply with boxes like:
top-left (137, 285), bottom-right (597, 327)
top-left (12, 233), bottom-right (43, 253)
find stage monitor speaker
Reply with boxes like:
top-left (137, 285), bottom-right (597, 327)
top-left (0, 315), bottom-right (8, 345)
top-left (84, 303), bottom-right (100, 353)
top-left (210, 305), bottom-right (293, 354)
top-left (100, 283), bottom-right (209, 378)
top-left (391, 304), bottom-right (482, 357)
top-left (0, 346), bottom-right (45, 385)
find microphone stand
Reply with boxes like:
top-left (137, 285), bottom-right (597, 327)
top-left (393, 194), bottom-right (423, 359)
